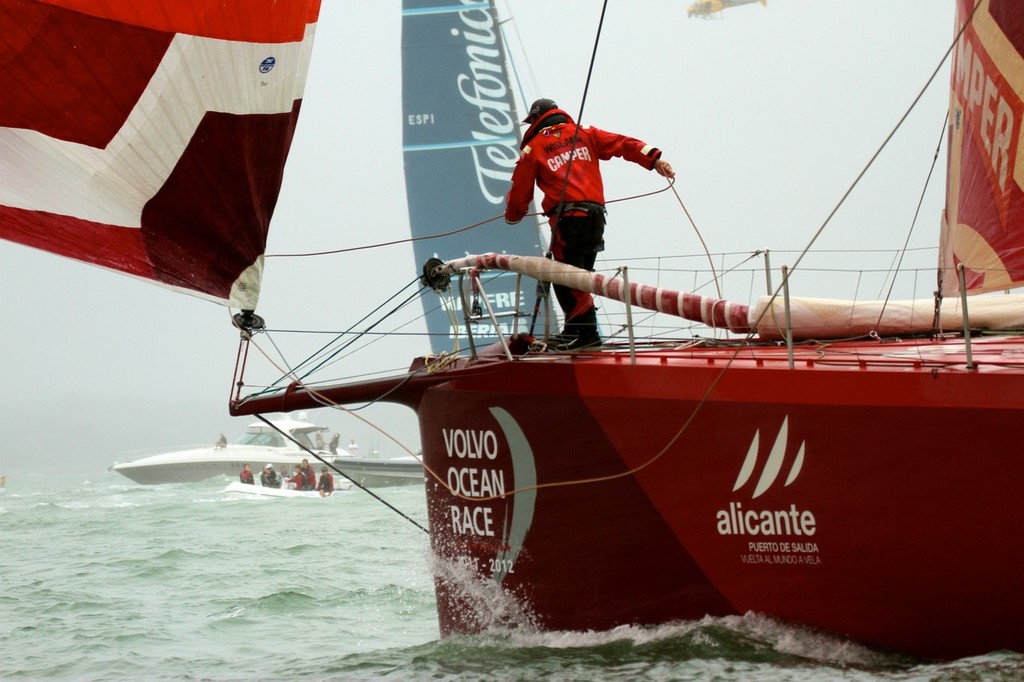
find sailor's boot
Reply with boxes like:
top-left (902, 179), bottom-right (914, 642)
top-left (555, 308), bottom-right (601, 350)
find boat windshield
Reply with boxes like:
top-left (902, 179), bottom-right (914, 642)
top-left (235, 432), bottom-right (286, 448)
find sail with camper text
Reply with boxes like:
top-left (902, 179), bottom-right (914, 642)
top-left (401, 0), bottom-right (547, 354)
top-left (941, 0), bottom-right (1024, 295)
top-left (0, 0), bottom-right (322, 310)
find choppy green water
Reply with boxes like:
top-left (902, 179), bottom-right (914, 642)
top-left (1, 474), bottom-right (1021, 681)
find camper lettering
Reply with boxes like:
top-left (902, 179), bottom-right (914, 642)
top-left (546, 145), bottom-right (593, 172)
top-left (443, 428), bottom-right (506, 539)
top-left (953, 31), bottom-right (1021, 193)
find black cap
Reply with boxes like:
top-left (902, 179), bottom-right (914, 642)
top-left (523, 98), bottom-right (557, 124)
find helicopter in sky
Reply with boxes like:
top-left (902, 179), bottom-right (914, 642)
top-left (687, 0), bottom-right (767, 19)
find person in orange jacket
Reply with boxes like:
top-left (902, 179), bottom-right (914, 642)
top-left (505, 98), bottom-right (675, 350)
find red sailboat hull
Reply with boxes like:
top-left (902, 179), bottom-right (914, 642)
top-left (413, 338), bottom-right (1024, 659)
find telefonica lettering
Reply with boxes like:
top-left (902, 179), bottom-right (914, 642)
top-left (454, 1), bottom-right (518, 204)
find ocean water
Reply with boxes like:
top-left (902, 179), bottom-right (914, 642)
top-left (1, 474), bottom-right (1022, 681)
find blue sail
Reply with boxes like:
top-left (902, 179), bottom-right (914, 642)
top-left (401, 0), bottom-right (546, 353)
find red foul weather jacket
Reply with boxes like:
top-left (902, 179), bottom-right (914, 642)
top-left (505, 108), bottom-right (662, 226)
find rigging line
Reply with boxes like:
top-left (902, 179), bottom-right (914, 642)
top-left (291, 285), bottom-right (426, 385)
top-left (573, 0), bottom-right (608, 130)
top-left (495, 2), bottom-right (539, 114)
top-left (604, 183), bottom-right (673, 206)
top-left (264, 214), bottom-right (504, 258)
top-left (873, 112), bottom-right (947, 329)
top-left (254, 414), bottom-right (429, 535)
top-left (769, 0), bottom-right (976, 288)
top-left (242, 341), bottom-right (455, 497)
top-left (668, 178), bottom-right (722, 299)
top-left (236, 276), bottom-right (424, 399)
top-left (239, 334), bottom-right (423, 460)
top-left (286, 278), bottom-right (421, 382)
top-left (262, 284), bottom-right (450, 388)
top-left (549, 0), bottom-right (608, 213)
top-left (267, 181), bottom-right (673, 262)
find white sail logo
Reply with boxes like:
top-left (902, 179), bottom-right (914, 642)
top-left (716, 417), bottom-right (817, 537)
top-left (732, 416), bottom-right (805, 498)
top-left (453, 2), bottom-right (519, 204)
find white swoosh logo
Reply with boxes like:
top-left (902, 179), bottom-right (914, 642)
top-left (733, 416), bottom-right (805, 499)
top-left (489, 407), bottom-right (537, 584)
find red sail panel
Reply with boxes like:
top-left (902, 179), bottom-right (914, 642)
top-left (0, 0), bottom-right (322, 308)
top-left (942, 0), bottom-right (1024, 295)
top-left (38, 0), bottom-right (320, 42)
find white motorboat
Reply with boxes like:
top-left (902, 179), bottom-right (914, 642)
top-left (224, 480), bottom-right (351, 499)
top-left (332, 451), bottom-right (425, 488)
top-left (110, 417), bottom-right (423, 487)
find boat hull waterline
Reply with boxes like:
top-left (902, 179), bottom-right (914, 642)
top-left (232, 336), bottom-right (1024, 660)
top-left (223, 481), bottom-right (351, 498)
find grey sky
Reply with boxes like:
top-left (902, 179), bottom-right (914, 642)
top-left (0, 0), bottom-right (953, 475)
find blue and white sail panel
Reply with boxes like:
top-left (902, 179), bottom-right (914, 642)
top-left (402, 0), bottom-right (545, 353)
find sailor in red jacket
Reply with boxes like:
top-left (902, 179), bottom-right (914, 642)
top-left (316, 466), bottom-right (335, 497)
top-left (505, 98), bottom-right (675, 349)
top-left (300, 458), bottom-right (317, 491)
top-left (287, 465), bottom-right (305, 490)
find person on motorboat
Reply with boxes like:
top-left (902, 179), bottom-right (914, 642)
top-left (505, 98), bottom-right (675, 350)
top-left (286, 465), bottom-right (304, 490)
top-left (300, 458), bottom-right (317, 491)
top-left (239, 463), bottom-right (254, 485)
top-left (279, 465), bottom-right (290, 485)
top-left (316, 466), bottom-right (335, 497)
top-left (328, 433), bottom-right (340, 455)
top-left (260, 463), bottom-right (280, 488)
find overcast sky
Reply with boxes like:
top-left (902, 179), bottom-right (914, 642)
top-left (0, 0), bottom-right (953, 475)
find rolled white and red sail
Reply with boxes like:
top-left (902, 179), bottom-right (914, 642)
top-left (442, 253), bottom-right (1024, 340)
top-left (0, 0), bottom-right (322, 308)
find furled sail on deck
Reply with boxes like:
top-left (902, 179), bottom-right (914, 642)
top-left (0, 0), bottom-right (321, 309)
top-left (402, 0), bottom-right (546, 353)
top-left (941, 0), bottom-right (1024, 295)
